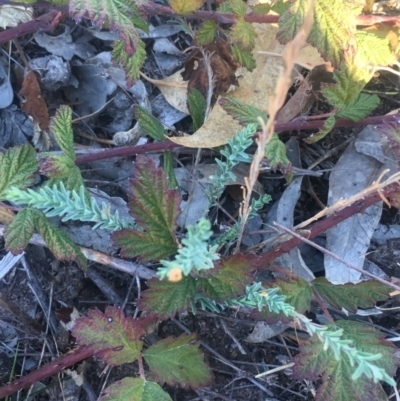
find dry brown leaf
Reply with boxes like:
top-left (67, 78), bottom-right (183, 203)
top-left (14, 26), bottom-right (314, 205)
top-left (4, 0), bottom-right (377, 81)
top-left (0, 205), bottom-right (15, 225)
top-left (141, 70), bottom-right (189, 114)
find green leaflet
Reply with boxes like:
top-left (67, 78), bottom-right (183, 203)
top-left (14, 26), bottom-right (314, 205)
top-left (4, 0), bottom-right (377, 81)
top-left (230, 18), bottom-right (256, 50)
top-left (264, 133), bottom-right (292, 177)
top-left (99, 378), bottom-right (172, 401)
top-left (0, 144), bottom-right (38, 200)
top-left (219, 97), bottom-right (268, 127)
top-left (195, 21), bottom-right (217, 45)
top-left (293, 320), bottom-right (398, 401)
top-left (170, 0), bottom-right (205, 14)
top-left (231, 44), bottom-right (256, 71)
top-left (112, 39), bottom-right (146, 84)
top-left (135, 105), bottom-right (165, 142)
top-left (188, 88), bottom-right (206, 132)
top-left (72, 306), bottom-right (145, 365)
top-left (112, 156), bottom-right (180, 261)
top-left (138, 276), bottom-right (199, 318)
top-left (50, 105), bottom-right (76, 160)
top-left (336, 93), bottom-right (380, 121)
top-left (4, 208), bottom-right (35, 254)
top-left (228, 0), bottom-right (246, 16)
top-left (305, 114), bottom-right (336, 144)
top-left (143, 333), bottom-right (212, 388)
top-left (69, 0), bottom-right (144, 55)
top-left (313, 278), bottom-right (391, 313)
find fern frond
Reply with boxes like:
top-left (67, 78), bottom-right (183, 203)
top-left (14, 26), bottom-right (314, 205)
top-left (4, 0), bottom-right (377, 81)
top-left (5, 183), bottom-right (135, 231)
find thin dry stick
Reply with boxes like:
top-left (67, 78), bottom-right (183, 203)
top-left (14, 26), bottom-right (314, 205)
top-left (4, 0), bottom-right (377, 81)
top-left (273, 222), bottom-right (400, 291)
top-left (235, 0), bottom-right (315, 251)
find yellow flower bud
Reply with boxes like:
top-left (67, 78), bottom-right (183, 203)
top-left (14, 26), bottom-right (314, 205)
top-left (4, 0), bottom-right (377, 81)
top-left (168, 267), bottom-right (183, 282)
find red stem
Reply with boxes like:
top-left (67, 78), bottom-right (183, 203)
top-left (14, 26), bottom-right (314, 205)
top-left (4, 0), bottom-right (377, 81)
top-left (0, 346), bottom-right (94, 398)
top-left (74, 113), bottom-right (400, 165)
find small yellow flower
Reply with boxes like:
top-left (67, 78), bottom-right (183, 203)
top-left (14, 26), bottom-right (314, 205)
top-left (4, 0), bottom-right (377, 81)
top-left (261, 291), bottom-right (268, 297)
top-left (168, 267), bottom-right (183, 282)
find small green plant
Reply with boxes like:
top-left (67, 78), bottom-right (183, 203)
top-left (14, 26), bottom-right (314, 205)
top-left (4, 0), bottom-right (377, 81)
top-left (1, 0), bottom-right (400, 399)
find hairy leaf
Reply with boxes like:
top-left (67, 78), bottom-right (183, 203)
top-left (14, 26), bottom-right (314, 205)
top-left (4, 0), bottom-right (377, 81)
top-left (4, 208), bottom-right (35, 254)
top-left (100, 378), bottom-right (172, 401)
top-left (138, 277), bottom-right (198, 318)
top-left (144, 333), bottom-right (212, 388)
top-left (266, 277), bottom-right (312, 314)
top-left (228, 0), bottom-right (246, 16)
top-left (112, 156), bottom-right (180, 260)
top-left (313, 278), bottom-right (391, 313)
top-left (231, 44), bottom-right (256, 71)
top-left (264, 133), bottom-right (292, 174)
top-left (277, 0), bottom-right (361, 67)
top-left (230, 18), bottom-right (256, 50)
top-left (112, 39), bottom-right (146, 84)
top-left (195, 21), bottom-right (217, 45)
top-left (50, 105), bottom-right (75, 161)
top-left (219, 97), bottom-right (268, 127)
top-left (0, 144), bottom-right (38, 200)
top-left (69, 0), bottom-right (142, 55)
top-left (336, 93), bottom-right (379, 122)
top-left (163, 151), bottom-right (179, 189)
top-left (35, 210), bottom-right (87, 269)
top-left (198, 254), bottom-right (253, 301)
top-left (134, 105), bottom-right (165, 141)
top-left (170, 0), bottom-right (205, 14)
top-left (305, 114), bottom-right (336, 143)
top-left (188, 88), bottom-right (206, 132)
top-left (293, 320), bottom-right (398, 401)
top-left (72, 306), bottom-right (149, 365)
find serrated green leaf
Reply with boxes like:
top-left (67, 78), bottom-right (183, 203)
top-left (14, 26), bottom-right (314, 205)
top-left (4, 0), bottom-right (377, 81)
top-left (230, 18), bottom-right (256, 50)
top-left (264, 133), bottom-right (292, 174)
top-left (198, 254), bottom-right (253, 301)
top-left (138, 276), bottom-right (198, 318)
top-left (293, 320), bottom-right (398, 401)
top-left (218, 2), bottom-right (231, 12)
top-left (228, 0), bottom-right (246, 16)
top-left (144, 333), bottom-right (212, 388)
top-left (163, 151), bottom-right (179, 189)
top-left (195, 21), bottom-right (217, 45)
top-left (40, 155), bottom-right (76, 179)
top-left (100, 378), bottom-right (172, 401)
top-left (112, 156), bottom-right (180, 261)
top-left (188, 88), bottom-right (206, 131)
top-left (313, 278), bottom-right (391, 313)
top-left (267, 277), bottom-right (312, 314)
top-left (112, 39), bottom-right (146, 84)
top-left (50, 105), bottom-right (75, 161)
top-left (69, 0), bottom-right (141, 55)
top-left (0, 144), bottom-right (38, 200)
top-left (250, 3), bottom-right (271, 15)
top-left (219, 97), bottom-right (268, 127)
top-left (134, 105), bottom-right (165, 141)
top-left (336, 93), bottom-right (379, 122)
top-left (231, 44), bottom-right (256, 71)
top-left (277, 0), bottom-right (362, 67)
top-left (72, 306), bottom-right (147, 365)
top-left (170, 0), bottom-right (205, 14)
top-left (355, 31), bottom-right (397, 68)
top-left (305, 114), bottom-right (336, 143)
top-left (4, 208), bottom-right (35, 254)
top-left (35, 210), bottom-right (87, 269)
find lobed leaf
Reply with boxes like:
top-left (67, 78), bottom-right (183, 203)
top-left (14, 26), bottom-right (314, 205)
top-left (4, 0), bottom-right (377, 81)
top-left (72, 306), bottom-right (151, 365)
top-left (264, 133), bottom-right (292, 175)
top-left (313, 278), bottom-right (391, 313)
top-left (0, 144), bottom-right (38, 200)
top-left (293, 320), bottom-right (398, 401)
top-left (219, 97), bottom-right (268, 127)
top-left (112, 156), bottom-right (180, 261)
top-left (195, 21), bottom-right (217, 45)
top-left (69, 0), bottom-right (142, 55)
top-left (336, 93), bottom-right (379, 122)
top-left (163, 151), bottom-right (179, 189)
top-left (228, 0), bottom-right (246, 16)
top-left (100, 378), bottom-right (172, 401)
top-left (138, 277), bottom-right (198, 318)
top-left (198, 254), bottom-right (253, 301)
top-left (4, 208), bottom-right (35, 254)
top-left (143, 333), bottom-right (212, 388)
top-left (50, 105), bottom-right (75, 161)
top-left (170, 0), bottom-right (205, 15)
top-left (134, 105), bottom-right (165, 142)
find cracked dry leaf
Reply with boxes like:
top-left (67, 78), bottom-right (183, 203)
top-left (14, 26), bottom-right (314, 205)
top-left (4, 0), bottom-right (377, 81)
top-left (170, 24), bottom-right (326, 148)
